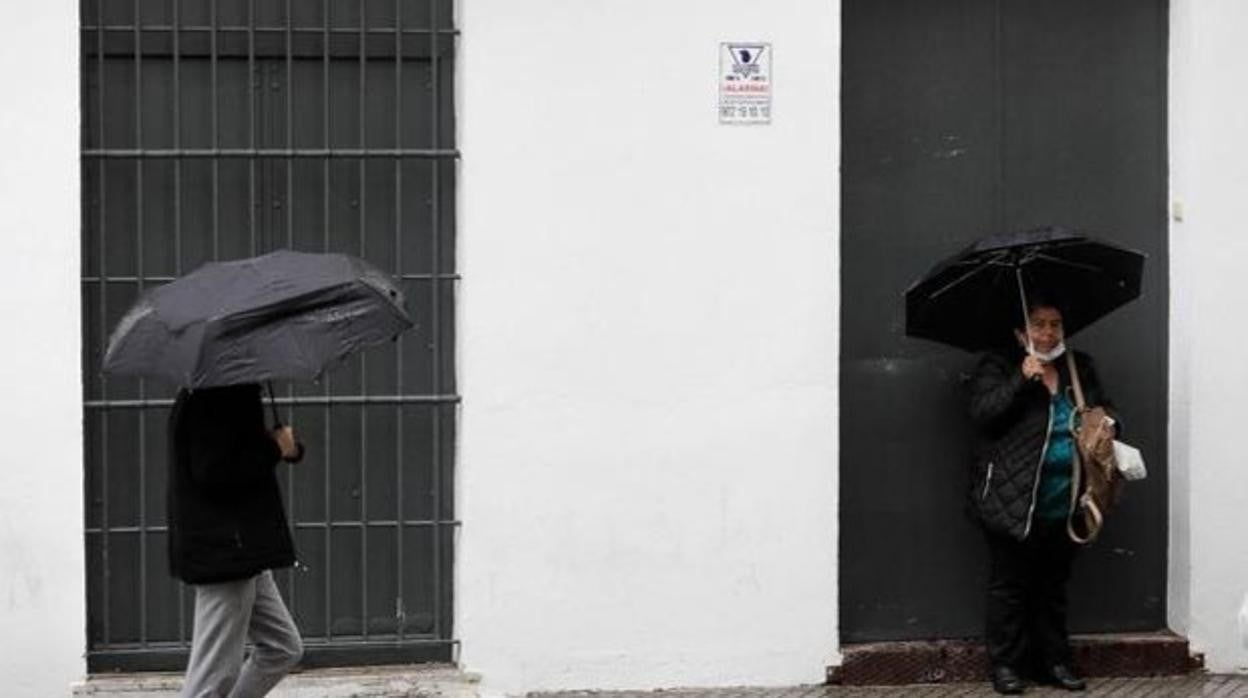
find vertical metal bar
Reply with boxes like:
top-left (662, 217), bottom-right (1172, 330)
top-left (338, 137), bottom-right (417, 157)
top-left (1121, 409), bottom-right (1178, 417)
top-left (172, 0), bottom-right (182, 276)
top-left (393, 0), bottom-right (405, 642)
top-left (358, 0), bottom-right (369, 640)
top-left (96, 0), bottom-right (111, 647)
top-left (172, 0), bottom-right (186, 646)
top-left (133, 0), bottom-right (148, 648)
top-left (284, 0), bottom-right (297, 607)
top-left (248, 0), bottom-right (256, 255)
top-left (993, 3), bottom-right (1004, 234)
top-left (322, 0), bottom-right (333, 642)
top-left (429, 0), bottom-right (444, 641)
top-left (211, 0), bottom-right (220, 260)
top-left (285, 1), bottom-right (295, 255)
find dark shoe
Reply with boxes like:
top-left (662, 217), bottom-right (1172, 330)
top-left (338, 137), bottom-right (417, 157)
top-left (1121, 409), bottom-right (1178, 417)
top-left (990, 665), bottom-right (1025, 695)
top-left (1045, 664), bottom-right (1086, 691)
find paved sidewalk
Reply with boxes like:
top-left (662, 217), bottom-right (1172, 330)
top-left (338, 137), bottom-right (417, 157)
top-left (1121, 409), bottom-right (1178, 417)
top-left (76, 669), bottom-right (1248, 697)
top-left (535, 674), bottom-right (1248, 698)
top-left (74, 665), bottom-right (478, 697)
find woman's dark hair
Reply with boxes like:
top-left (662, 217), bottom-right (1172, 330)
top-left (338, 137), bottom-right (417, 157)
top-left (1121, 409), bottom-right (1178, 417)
top-left (1016, 293), bottom-right (1066, 331)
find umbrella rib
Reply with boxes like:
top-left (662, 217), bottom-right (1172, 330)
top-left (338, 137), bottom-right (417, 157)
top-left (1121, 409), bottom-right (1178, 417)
top-left (213, 283), bottom-right (358, 337)
top-left (1029, 252), bottom-right (1104, 273)
top-left (926, 251), bottom-right (1010, 299)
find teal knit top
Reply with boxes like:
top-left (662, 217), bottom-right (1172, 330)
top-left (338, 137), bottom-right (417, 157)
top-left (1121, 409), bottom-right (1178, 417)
top-left (1036, 391), bottom-right (1076, 521)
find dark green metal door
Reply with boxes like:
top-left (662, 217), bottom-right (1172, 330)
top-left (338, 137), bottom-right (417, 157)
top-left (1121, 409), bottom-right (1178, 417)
top-left (840, 0), bottom-right (1168, 641)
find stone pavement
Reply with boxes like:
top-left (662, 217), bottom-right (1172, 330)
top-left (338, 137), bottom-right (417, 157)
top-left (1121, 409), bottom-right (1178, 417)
top-left (73, 665), bottom-right (478, 698)
top-left (534, 674), bottom-right (1248, 698)
top-left (76, 669), bottom-right (1248, 697)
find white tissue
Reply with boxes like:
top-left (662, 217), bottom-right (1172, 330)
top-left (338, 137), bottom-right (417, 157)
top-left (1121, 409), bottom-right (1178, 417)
top-left (1112, 440), bottom-right (1147, 481)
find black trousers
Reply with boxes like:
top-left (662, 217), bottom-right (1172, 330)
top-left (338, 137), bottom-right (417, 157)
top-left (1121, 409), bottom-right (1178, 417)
top-left (984, 520), bottom-right (1078, 674)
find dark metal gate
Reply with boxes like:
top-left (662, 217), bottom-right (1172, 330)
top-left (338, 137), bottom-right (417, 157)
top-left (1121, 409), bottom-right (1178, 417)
top-left (80, 0), bottom-right (458, 670)
top-left (840, 0), bottom-right (1168, 642)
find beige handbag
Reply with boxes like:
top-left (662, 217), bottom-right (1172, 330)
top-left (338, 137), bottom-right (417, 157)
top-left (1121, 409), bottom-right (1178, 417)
top-left (1065, 352), bottom-right (1123, 544)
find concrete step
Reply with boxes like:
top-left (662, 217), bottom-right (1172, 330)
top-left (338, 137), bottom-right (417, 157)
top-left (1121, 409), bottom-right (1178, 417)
top-left (536, 675), bottom-right (1248, 697)
top-left (828, 631), bottom-right (1200, 685)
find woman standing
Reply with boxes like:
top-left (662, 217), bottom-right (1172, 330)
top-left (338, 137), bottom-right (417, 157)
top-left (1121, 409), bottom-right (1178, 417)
top-left (968, 300), bottom-right (1116, 695)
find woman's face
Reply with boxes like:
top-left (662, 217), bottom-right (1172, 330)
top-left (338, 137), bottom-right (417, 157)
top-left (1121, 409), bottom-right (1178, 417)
top-left (1016, 305), bottom-right (1064, 353)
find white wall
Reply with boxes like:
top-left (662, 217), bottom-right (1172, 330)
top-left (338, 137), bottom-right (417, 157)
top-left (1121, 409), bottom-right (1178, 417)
top-left (29, 1), bottom-right (1248, 692)
top-left (456, 1), bottom-right (840, 693)
top-left (0, 3), bottom-right (86, 696)
top-left (1169, 0), bottom-right (1248, 674)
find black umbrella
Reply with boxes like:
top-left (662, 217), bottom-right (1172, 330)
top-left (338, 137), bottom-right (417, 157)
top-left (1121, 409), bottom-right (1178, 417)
top-left (102, 250), bottom-right (414, 394)
top-left (905, 226), bottom-right (1145, 352)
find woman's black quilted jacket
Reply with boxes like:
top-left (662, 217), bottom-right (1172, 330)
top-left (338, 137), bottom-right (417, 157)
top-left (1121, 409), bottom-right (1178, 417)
top-left (967, 348), bottom-right (1113, 541)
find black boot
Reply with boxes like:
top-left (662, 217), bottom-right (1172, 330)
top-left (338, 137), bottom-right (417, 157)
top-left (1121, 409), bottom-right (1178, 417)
top-left (991, 665), bottom-right (1025, 695)
top-left (1044, 664), bottom-right (1086, 691)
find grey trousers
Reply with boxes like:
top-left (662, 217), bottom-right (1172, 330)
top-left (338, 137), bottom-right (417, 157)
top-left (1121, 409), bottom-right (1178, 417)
top-left (181, 570), bottom-right (304, 698)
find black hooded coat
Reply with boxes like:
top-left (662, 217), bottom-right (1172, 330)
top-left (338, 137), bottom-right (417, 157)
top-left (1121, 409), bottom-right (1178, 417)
top-left (167, 383), bottom-right (297, 584)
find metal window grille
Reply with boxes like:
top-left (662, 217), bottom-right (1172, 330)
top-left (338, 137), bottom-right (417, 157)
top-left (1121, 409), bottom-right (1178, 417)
top-left (80, 0), bottom-right (458, 671)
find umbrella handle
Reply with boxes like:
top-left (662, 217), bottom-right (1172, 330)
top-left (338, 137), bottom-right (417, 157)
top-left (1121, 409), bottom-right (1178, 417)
top-left (266, 380), bottom-right (282, 428)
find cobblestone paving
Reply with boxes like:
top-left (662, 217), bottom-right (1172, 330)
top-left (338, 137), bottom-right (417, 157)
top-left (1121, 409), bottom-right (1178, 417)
top-left (534, 674), bottom-right (1248, 698)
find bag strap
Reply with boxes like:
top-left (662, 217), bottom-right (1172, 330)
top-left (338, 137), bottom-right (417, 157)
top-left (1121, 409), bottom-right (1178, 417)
top-left (1065, 351), bottom-right (1087, 411)
top-left (1069, 495), bottom-right (1101, 545)
top-left (1063, 351), bottom-right (1101, 544)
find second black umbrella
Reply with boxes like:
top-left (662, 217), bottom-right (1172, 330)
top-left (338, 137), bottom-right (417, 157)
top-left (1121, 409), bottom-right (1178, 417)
top-left (102, 249), bottom-right (415, 388)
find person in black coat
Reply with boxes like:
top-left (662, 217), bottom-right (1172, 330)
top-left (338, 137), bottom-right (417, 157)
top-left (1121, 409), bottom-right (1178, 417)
top-left (167, 383), bottom-right (305, 697)
top-left (968, 301), bottom-right (1116, 695)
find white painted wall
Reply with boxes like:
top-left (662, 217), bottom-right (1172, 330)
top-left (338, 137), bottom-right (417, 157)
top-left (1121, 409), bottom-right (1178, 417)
top-left (1169, 0), bottom-right (1248, 675)
top-left (0, 3), bottom-right (86, 696)
top-left (456, 1), bottom-right (841, 693)
top-left (18, 0), bottom-right (1248, 692)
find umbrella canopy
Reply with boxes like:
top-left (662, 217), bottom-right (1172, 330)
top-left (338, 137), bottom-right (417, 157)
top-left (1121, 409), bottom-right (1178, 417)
top-left (905, 226), bottom-right (1145, 352)
top-left (103, 249), bottom-right (414, 388)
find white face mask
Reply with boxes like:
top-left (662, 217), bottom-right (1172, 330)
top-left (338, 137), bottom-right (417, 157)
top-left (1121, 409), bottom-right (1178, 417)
top-left (1030, 342), bottom-right (1067, 362)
